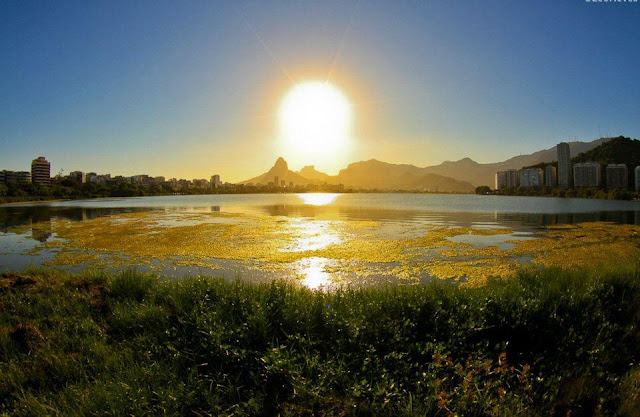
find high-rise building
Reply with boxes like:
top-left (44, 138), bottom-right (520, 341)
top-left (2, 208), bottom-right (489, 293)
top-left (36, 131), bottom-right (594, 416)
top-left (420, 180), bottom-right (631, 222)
top-left (545, 166), bottom-right (557, 188)
top-left (519, 168), bottom-right (544, 188)
top-left (274, 176), bottom-right (279, 187)
top-left (280, 180), bottom-right (286, 187)
top-left (31, 156), bottom-right (51, 185)
top-left (289, 181), bottom-right (294, 188)
top-left (606, 164), bottom-right (628, 189)
top-left (573, 162), bottom-right (601, 187)
top-left (211, 174), bottom-right (221, 188)
top-left (495, 169), bottom-right (519, 189)
top-left (505, 169), bottom-right (519, 188)
top-left (635, 166), bottom-right (640, 191)
top-left (557, 143), bottom-right (572, 189)
top-left (494, 171), bottom-right (506, 190)
top-left (0, 170), bottom-right (5, 184)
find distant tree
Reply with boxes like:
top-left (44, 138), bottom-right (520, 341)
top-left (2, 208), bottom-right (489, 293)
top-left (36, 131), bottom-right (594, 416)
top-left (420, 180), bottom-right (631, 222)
top-left (475, 185), bottom-right (492, 195)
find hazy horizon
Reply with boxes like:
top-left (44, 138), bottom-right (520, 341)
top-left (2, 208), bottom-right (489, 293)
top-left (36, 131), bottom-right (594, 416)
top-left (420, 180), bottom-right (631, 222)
top-left (1, 1), bottom-right (639, 182)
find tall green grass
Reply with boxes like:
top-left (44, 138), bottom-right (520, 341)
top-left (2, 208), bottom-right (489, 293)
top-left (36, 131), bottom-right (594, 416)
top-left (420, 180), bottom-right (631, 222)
top-left (1, 265), bottom-right (639, 416)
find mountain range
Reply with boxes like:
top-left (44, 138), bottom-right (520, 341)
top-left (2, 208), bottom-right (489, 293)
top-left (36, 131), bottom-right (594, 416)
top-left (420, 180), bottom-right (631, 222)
top-left (240, 137), bottom-right (614, 192)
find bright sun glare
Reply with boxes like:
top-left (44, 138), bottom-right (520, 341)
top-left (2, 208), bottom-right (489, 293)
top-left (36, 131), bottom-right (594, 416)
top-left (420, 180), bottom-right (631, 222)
top-left (278, 81), bottom-right (352, 163)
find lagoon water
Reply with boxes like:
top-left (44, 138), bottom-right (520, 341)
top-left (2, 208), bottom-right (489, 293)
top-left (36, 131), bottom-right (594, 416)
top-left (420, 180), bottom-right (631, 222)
top-left (1, 193), bottom-right (639, 288)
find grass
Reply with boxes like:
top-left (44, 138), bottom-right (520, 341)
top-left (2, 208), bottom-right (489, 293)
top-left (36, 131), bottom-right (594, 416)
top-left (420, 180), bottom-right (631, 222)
top-left (1, 265), bottom-right (639, 416)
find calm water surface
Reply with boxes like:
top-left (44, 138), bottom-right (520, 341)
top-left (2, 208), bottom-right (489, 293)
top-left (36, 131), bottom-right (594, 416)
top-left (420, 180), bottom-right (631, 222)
top-left (1, 193), bottom-right (639, 287)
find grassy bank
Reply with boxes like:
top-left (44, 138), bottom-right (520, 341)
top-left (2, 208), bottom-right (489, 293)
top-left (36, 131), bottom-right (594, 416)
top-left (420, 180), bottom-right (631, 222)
top-left (1, 267), bottom-right (639, 416)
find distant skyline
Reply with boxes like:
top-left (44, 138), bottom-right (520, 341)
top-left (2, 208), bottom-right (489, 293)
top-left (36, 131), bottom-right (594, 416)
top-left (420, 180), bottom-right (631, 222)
top-left (1, 1), bottom-right (639, 182)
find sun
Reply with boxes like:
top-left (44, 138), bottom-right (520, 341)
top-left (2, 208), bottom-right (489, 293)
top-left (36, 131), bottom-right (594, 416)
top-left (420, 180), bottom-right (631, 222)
top-left (278, 81), bottom-right (352, 166)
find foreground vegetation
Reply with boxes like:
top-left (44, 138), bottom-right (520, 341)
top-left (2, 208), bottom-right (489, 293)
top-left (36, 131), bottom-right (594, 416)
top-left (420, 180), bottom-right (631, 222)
top-left (1, 266), bottom-right (639, 416)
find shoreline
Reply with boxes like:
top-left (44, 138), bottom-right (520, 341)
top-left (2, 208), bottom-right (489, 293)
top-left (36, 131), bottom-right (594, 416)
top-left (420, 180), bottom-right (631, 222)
top-left (0, 198), bottom-right (71, 206)
top-left (1, 189), bottom-right (638, 203)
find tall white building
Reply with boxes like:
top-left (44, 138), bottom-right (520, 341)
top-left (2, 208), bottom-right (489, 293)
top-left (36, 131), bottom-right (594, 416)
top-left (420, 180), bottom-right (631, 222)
top-left (574, 162), bottom-right (601, 187)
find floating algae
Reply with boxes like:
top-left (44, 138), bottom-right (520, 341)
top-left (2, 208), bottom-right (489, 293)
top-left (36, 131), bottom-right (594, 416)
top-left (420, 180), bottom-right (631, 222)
top-left (21, 211), bottom-right (640, 287)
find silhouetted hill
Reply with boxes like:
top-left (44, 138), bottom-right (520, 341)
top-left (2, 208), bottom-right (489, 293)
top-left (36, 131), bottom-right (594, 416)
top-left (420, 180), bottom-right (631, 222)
top-left (239, 137), bottom-right (621, 191)
top-left (242, 158), bottom-right (475, 192)
top-left (297, 166), bottom-right (333, 183)
top-left (423, 137), bottom-right (611, 186)
top-left (333, 159), bottom-right (475, 192)
top-left (572, 136), bottom-right (640, 188)
top-left (573, 136), bottom-right (640, 167)
top-left (240, 157), bottom-right (315, 186)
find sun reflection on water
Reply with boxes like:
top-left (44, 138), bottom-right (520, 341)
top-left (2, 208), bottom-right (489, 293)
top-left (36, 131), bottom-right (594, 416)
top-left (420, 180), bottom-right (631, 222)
top-left (296, 257), bottom-right (334, 290)
top-left (297, 193), bottom-right (340, 206)
top-left (285, 219), bottom-right (342, 252)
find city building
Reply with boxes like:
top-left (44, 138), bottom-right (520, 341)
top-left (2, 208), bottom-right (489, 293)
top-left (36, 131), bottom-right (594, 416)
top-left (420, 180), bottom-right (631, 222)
top-left (69, 171), bottom-right (86, 184)
top-left (132, 174), bottom-right (150, 184)
top-left (3, 170), bottom-right (31, 184)
top-left (545, 166), bottom-right (557, 188)
top-left (289, 181), bottom-right (294, 188)
top-left (31, 156), bottom-right (51, 185)
top-left (85, 172), bottom-right (97, 183)
top-left (505, 169), bottom-right (519, 188)
top-left (519, 168), bottom-right (544, 188)
top-left (573, 162), bottom-right (601, 187)
top-left (153, 176), bottom-right (165, 184)
top-left (557, 142), bottom-right (572, 189)
top-left (494, 171), bottom-right (506, 190)
top-left (95, 174), bottom-right (110, 184)
top-left (177, 179), bottom-right (192, 189)
top-left (635, 166), bottom-right (640, 191)
top-left (0, 170), bottom-right (5, 184)
top-left (211, 175), bottom-right (221, 188)
top-left (606, 164), bottom-right (628, 189)
top-left (193, 179), bottom-right (209, 188)
top-left (281, 180), bottom-right (286, 188)
top-left (494, 169), bottom-right (519, 189)
top-left (274, 176), bottom-right (279, 187)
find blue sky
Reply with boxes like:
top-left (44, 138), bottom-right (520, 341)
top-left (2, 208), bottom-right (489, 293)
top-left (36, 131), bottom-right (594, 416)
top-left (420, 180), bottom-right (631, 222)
top-left (1, 0), bottom-right (639, 181)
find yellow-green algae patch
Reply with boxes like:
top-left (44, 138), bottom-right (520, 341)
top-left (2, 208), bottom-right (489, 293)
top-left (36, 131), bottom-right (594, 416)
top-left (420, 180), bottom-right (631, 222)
top-left (509, 222), bottom-right (640, 268)
top-left (38, 212), bottom-right (640, 287)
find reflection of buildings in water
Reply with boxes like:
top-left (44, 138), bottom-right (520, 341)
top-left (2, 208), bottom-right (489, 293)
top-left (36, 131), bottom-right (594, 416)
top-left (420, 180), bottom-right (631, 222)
top-left (493, 211), bottom-right (640, 228)
top-left (211, 206), bottom-right (220, 213)
top-left (0, 206), bottom-right (157, 237)
top-left (260, 204), bottom-right (640, 231)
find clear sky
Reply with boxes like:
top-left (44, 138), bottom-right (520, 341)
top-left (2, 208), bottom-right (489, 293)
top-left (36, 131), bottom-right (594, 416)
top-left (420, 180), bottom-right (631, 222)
top-left (1, 0), bottom-right (639, 182)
